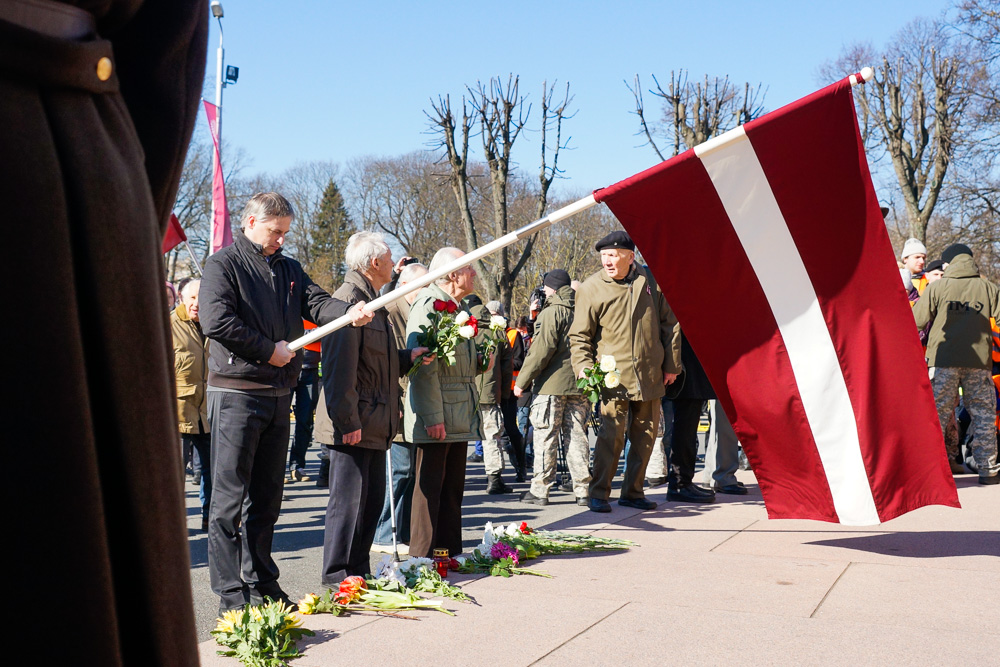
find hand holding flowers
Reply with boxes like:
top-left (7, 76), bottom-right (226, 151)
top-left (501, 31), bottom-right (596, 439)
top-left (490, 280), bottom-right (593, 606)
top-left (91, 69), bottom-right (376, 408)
top-left (476, 314), bottom-right (507, 371)
top-left (577, 354), bottom-right (622, 403)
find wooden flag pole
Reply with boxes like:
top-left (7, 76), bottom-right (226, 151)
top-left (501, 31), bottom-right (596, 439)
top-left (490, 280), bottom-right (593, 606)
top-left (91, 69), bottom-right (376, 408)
top-left (287, 194), bottom-right (598, 351)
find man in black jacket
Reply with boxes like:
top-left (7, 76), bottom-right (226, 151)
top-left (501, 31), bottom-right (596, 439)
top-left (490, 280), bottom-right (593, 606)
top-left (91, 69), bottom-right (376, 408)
top-left (200, 192), bottom-right (372, 613)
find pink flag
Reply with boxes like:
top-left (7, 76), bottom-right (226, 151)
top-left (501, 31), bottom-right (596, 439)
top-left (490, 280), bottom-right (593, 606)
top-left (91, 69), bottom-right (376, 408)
top-left (594, 75), bottom-right (959, 525)
top-left (204, 100), bottom-right (232, 253)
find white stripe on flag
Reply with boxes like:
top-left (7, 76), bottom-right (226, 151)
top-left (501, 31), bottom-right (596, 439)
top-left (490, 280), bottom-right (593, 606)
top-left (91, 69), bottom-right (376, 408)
top-left (696, 130), bottom-right (880, 525)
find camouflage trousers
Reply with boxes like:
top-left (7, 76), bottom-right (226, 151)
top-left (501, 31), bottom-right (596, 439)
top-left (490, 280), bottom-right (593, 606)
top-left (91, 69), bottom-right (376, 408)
top-left (528, 394), bottom-right (592, 499)
top-left (480, 404), bottom-right (505, 476)
top-left (931, 367), bottom-right (999, 477)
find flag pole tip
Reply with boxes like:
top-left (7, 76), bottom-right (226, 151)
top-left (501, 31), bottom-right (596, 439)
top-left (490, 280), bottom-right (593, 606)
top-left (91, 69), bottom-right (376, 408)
top-left (860, 66), bottom-right (873, 81)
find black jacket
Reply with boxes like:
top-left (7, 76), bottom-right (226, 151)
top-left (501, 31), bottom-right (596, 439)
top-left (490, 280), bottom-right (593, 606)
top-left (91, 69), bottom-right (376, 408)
top-left (200, 231), bottom-right (349, 390)
top-left (671, 333), bottom-right (717, 401)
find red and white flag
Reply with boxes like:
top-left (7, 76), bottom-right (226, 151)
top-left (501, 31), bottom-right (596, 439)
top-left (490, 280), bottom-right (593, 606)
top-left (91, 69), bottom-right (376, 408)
top-left (594, 75), bottom-right (959, 525)
top-left (204, 100), bottom-right (232, 253)
top-left (162, 212), bottom-right (187, 254)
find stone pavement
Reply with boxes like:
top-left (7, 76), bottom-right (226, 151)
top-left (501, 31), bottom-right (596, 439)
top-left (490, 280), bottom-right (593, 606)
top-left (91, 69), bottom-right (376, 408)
top-left (196, 468), bottom-right (999, 665)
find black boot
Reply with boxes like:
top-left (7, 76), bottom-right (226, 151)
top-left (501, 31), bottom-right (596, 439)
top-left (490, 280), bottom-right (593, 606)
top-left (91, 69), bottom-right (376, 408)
top-left (315, 458), bottom-right (330, 488)
top-left (486, 473), bottom-right (512, 495)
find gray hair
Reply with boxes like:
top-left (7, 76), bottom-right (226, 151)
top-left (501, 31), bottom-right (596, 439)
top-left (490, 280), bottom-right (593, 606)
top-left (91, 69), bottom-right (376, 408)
top-left (179, 278), bottom-right (201, 297)
top-left (397, 262), bottom-right (427, 285)
top-left (345, 231), bottom-right (391, 273)
top-left (240, 192), bottom-right (295, 230)
top-left (428, 247), bottom-right (465, 286)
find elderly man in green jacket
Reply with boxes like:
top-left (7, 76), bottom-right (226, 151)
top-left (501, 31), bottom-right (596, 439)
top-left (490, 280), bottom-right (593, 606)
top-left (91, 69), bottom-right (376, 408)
top-left (570, 232), bottom-right (682, 513)
top-left (913, 243), bottom-right (1000, 484)
top-left (516, 269), bottom-right (593, 506)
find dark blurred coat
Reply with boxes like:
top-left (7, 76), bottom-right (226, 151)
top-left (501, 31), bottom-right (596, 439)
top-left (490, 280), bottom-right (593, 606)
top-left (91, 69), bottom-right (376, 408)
top-left (4, 1), bottom-right (207, 664)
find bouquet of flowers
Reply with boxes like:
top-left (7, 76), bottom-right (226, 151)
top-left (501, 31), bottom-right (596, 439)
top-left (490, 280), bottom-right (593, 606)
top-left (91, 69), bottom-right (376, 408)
top-left (374, 555), bottom-right (472, 602)
top-left (577, 354), bottom-right (622, 403)
top-left (296, 574), bottom-right (455, 617)
top-left (476, 314), bottom-right (508, 371)
top-left (410, 299), bottom-right (478, 376)
top-left (212, 599), bottom-right (313, 667)
top-left (458, 520), bottom-right (634, 578)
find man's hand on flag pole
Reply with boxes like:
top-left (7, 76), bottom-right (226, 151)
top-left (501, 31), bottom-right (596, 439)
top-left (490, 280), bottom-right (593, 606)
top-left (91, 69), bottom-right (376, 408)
top-left (348, 301), bottom-right (374, 327)
top-left (268, 341), bottom-right (294, 367)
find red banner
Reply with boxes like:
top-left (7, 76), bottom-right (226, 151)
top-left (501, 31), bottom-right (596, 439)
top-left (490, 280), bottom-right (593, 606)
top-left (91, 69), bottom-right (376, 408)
top-left (162, 212), bottom-right (187, 254)
top-left (204, 101), bottom-right (232, 254)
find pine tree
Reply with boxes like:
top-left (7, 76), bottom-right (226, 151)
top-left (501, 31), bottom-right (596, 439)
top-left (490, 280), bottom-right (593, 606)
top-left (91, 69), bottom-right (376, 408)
top-left (306, 179), bottom-right (355, 293)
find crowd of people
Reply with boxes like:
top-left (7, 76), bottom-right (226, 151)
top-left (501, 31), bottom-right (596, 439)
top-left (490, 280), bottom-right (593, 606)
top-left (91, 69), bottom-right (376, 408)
top-left (165, 192), bottom-right (1000, 616)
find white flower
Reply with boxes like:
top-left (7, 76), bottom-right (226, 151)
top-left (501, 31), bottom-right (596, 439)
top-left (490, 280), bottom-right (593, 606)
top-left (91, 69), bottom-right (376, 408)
top-left (504, 523), bottom-right (520, 537)
top-left (458, 325), bottom-right (476, 338)
top-left (490, 315), bottom-right (507, 330)
top-left (398, 556), bottom-right (433, 573)
top-left (375, 556), bottom-right (407, 585)
top-left (482, 523), bottom-right (498, 549)
top-left (604, 370), bottom-right (621, 389)
top-left (599, 355), bottom-right (617, 372)
top-left (375, 555), bottom-right (394, 577)
top-left (454, 311), bottom-right (470, 325)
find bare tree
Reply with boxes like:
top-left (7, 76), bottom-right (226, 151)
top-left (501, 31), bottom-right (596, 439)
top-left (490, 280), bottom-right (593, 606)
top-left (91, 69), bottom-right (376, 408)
top-left (425, 76), bottom-right (574, 310)
top-left (629, 71), bottom-right (766, 159)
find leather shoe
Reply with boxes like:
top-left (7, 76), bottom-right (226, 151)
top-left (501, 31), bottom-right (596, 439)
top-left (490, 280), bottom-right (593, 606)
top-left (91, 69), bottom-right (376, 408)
top-left (666, 485), bottom-right (716, 503)
top-left (618, 496), bottom-right (657, 510)
top-left (979, 473), bottom-right (1000, 485)
top-left (520, 490), bottom-right (549, 506)
top-left (588, 497), bottom-right (612, 513)
top-left (950, 460), bottom-right (967, 475)
top-left (713, 482), bottom-right (749, 495)
top-left (467, 453), bottom-right (483, 462)
top-left (575, 496), bottom-right (590, 507)
top-left (646, 476), bottom-right (668, 488)
top-left (685, 483), bottom-right (716, 497)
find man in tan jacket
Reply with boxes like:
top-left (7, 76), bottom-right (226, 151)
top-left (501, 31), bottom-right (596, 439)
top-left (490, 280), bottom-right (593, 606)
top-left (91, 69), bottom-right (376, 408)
top-left (171, 278), bottom-right (212, 531)
top-left (570, 231), bottom-right (682, 513)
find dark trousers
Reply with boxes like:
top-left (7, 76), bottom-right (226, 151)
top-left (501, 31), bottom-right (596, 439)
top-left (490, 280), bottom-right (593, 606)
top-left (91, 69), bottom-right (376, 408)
top-left (373, 441), bottom-right (415, 545)
top-left (182, 432), bottom-right (212, 520)
top-left (207, 391), bottom-right (292, 608)
top-left (410, 442), bottom-right (467, 558)
top-left (667, 399), bottom-right (704, 488)
top-left (501, 395), bottom-right (526, 471)
top-left (289, 367), bottom-right (319, 471)
top-left (321, 445), bottom-right (387, 584)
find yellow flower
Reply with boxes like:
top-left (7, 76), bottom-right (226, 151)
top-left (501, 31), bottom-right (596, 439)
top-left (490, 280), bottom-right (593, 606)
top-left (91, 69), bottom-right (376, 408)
top-left (214, 609), bottom-right (242, 634)
top-left (297, 594), bottom-right (319, 615)
top-left (249, 607), bottom-right (263, 622)
top-left (281, 614), bottom-right (303, 632)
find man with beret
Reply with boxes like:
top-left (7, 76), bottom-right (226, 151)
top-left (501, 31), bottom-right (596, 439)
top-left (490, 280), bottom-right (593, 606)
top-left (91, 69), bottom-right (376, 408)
top-left (913, 243), bottom-right (1000, 484)
top-left (517, 269), bottom-right (592, 506)
top-left (570, 231), bottom-right (682, 512)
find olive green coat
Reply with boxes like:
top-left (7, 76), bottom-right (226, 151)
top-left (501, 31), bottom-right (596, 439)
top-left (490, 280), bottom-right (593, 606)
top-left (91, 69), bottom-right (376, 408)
top-left (170, 303), bottom-right (209, 434)
top-left (912, 254), bottom-right (1000, 370)
top-left (516, 285), bottom-right (580, 396)
top-left (403, 284), bottom-right (483, 443)
top-left (471, 301), bottom-right (513, 405)
top-left (569, 265), bottom-right (681, 402)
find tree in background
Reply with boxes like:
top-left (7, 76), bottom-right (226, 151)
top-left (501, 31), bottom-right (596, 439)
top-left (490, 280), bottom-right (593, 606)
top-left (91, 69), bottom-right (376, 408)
top-left (629, 71), bottom-right (766, 159)
top-left (426, 76), bottom-right (574, 312)
top-left (305, 179), bottom-right (356, 294)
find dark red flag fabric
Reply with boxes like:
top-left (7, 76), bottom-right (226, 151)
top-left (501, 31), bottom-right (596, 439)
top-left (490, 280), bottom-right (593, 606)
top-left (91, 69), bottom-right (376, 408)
top-left (594, 76), bottom-right (959, 524)
top-left (162, 212), bottom-right (187, 254)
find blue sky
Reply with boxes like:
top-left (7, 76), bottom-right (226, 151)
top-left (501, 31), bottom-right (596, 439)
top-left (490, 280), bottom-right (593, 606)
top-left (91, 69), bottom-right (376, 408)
top-left (206, 0), bottom-right (952, 197)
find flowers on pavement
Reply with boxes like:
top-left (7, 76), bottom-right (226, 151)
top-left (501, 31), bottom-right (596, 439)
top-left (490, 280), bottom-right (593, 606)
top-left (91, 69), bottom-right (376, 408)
top-left (212, 599), bottom-right (313, 667)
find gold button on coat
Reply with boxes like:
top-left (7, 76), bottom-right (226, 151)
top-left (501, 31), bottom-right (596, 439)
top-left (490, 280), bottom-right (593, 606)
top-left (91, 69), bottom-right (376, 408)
top-left (96, 57), bottom-right (113, 81)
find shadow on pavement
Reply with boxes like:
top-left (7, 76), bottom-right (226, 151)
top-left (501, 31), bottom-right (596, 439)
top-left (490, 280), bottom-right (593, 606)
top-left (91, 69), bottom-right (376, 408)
top-left (807, 530), bottom-right (1000, 558)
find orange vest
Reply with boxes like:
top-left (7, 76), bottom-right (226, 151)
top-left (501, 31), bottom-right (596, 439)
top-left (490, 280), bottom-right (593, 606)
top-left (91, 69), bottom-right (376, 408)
top-left (302, 320), bottom-right (321, 353)
top-left (993, 374), bottom-right (1000, 432)
top-left (506, 328), bottom-right (520, 390)
top-left (990, 317), bottom-right (1000, 364)
top-left (911, 274), bottom-right (928, 296)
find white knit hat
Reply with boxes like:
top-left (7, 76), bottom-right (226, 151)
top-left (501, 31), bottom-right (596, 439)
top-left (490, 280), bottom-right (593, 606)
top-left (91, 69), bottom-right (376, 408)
top-left (901, 238), bottom-right (927, 259)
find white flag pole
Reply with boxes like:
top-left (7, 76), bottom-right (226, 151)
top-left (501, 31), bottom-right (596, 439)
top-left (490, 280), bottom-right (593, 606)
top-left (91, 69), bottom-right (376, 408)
top-left (183, 239), bottom-right (204, 276)
top-left (287, 194), bottom-right (598, 351)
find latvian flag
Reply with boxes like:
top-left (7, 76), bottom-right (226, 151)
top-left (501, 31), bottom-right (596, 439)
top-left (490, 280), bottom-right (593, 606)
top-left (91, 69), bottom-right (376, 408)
top-left (595, 74), bottom-right (959, 525)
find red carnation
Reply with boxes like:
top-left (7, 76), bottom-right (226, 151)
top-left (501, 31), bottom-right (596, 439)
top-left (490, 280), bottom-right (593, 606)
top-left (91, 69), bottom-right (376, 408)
top-left (433, 299), bottom-right (448, 312)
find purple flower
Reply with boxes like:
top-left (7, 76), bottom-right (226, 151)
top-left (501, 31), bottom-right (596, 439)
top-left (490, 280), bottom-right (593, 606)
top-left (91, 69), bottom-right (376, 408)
top-left (490, 541), bottom-right (519, 565)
